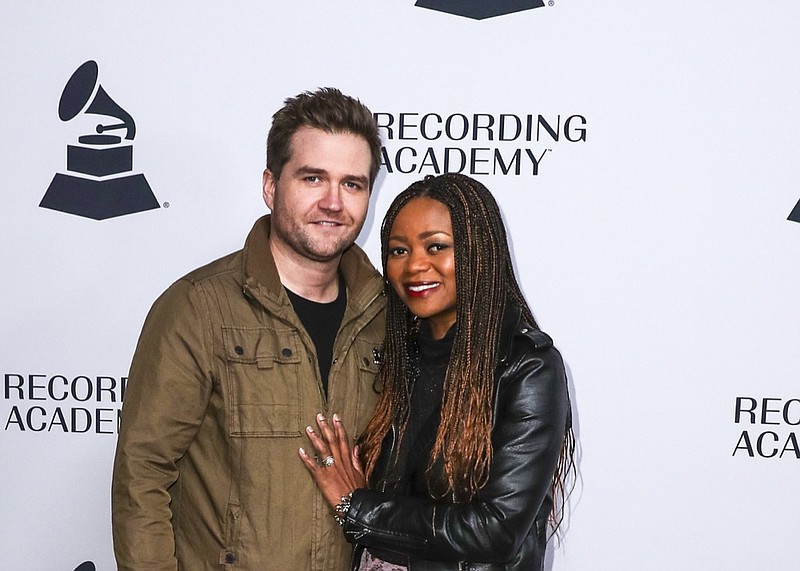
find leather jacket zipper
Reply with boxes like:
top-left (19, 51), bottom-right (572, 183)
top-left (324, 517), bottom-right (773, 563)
top-left (379, 423), bottom-right (399, 493)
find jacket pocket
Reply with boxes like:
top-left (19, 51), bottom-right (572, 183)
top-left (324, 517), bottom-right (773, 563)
top-left (223, 326), bottom-right (303, 437)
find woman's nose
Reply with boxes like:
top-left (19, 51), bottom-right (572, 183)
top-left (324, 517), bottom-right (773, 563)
top-left (406, 248), bottom-right (430, 272)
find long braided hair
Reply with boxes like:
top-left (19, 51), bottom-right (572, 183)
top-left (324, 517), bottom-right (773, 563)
top-left (360, 173), bottom-right (575, 529)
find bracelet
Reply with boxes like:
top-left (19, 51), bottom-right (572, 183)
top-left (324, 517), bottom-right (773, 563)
top-left (333, 492), bottom-right (353, 526)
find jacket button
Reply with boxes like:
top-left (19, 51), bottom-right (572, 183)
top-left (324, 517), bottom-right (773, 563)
top-left (224, 552), bottom-right (236, 564)
top-left (281, 348), bottom-right (292, 357)
top-left (234, 346), bottom-right (244, 355)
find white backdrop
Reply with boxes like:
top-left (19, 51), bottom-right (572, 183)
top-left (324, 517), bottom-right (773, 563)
top-left (2, 2), bottom-right (799, 570)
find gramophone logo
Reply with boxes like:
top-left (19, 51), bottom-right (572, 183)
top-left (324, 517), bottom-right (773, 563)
top-left (789, 199), bottom-right (800, 223)
top-left (415, 0), bottom-right (545, 20)
top-left (40, 60), bottom-right (159, 220)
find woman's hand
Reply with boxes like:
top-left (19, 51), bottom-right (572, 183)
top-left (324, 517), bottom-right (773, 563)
top-left (299, 413), bottom-right (367, 511)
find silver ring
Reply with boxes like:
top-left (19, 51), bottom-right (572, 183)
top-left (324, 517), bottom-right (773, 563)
top-left (322, 455), bottom-right (335, 468)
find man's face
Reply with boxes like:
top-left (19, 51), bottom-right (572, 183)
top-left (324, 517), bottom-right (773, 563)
top-left (263, 127), bottom-right (372, 264)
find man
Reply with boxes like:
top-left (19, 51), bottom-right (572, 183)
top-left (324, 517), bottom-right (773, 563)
top-left (112, 88), bottom-right (386, 570)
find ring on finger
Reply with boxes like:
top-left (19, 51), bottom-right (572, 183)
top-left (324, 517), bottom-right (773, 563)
top-left (321, 455), bottom-right (335, 468)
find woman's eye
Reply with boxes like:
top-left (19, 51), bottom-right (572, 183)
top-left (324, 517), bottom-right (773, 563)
top-left (388, 247), bottom-right (407, 256)
top-left (429, 243), bottom-right (451, 252)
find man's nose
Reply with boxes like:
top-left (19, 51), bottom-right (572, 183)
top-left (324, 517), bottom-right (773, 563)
top-left (318, 183), bottom-right (343, 212)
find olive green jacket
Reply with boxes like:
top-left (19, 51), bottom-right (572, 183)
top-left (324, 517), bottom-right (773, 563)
top-left (112, 215), bottom-right (386, 570)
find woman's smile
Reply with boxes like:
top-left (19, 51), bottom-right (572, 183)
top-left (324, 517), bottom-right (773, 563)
top-left (386, 197), bottom-right (457, 339)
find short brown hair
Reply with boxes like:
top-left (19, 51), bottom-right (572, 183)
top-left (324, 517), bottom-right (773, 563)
top-left (266, 87), bottom-right (382, 187)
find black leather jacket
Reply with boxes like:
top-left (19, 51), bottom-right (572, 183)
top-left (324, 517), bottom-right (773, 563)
top-left (344, 305), bottom-right (571, 570)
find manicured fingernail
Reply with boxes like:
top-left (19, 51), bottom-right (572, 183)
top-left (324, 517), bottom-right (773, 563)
top-left (318, 413), bottom-right (326, 422)
top-left (333, 413), bottom-right (341, 422)
top-left (306, 426), bottom-right (314, 433)
top-left (299, 447), bottom-right (306, 455)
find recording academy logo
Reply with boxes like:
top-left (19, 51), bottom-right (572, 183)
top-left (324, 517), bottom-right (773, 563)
top-left (415, 0), bottom-right (545, 20)
top-left (376, 111), bottom-right (587, 177)
top-left (789, 198), bottom-right (800, 223)
top-left (40, 60), bottom-right (159, 220)
top-left (3, 372), bottom-right (126, 434)
top-left (732, 396), bottom-right (799, 459)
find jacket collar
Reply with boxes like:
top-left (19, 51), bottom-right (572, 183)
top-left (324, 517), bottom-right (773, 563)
top-left (497, 303), bottom-right (520, 361)
top-left (241, 215), bottom-right (384, 313)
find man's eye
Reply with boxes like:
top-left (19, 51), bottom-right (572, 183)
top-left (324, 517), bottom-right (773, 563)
top-left (305, 176), bottom-right (320, 183)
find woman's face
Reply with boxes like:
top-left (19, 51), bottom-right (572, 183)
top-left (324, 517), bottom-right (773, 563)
top-left (386, 197), bottom-right (457, 340)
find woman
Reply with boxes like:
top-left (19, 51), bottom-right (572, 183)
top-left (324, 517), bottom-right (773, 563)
top-left (300, 173), bottom-right (574, 570)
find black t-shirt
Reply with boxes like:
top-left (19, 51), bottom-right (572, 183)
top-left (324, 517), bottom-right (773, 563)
top-left (285, 275), bottom-right (346, 398)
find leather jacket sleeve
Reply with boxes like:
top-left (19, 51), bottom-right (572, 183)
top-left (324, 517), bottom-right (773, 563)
top-left (343, 330), bottom-right (569, 564)
top-left (111, 278), bottom-right (214, 571)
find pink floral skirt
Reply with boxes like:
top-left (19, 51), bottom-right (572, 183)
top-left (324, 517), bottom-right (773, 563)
top-left (358, 549), bottom-right (407, 571)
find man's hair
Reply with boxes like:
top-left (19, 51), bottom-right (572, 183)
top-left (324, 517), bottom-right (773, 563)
top-left (359, 173), bottom-right (575, 533)
top-left (266, 87), bottom-right (382, 187)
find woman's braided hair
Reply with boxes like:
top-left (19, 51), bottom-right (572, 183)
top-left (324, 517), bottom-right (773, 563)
top-left (360, 173), bottom-right (575, 530)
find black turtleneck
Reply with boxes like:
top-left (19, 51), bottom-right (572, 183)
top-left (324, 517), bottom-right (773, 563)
top-left (395, 322), bottom-right (455, 494)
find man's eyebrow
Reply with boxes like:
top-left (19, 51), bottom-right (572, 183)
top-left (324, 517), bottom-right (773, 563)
top-left (344, 174), bottom-right (370, 186)
top-left (291, 166), bottom-right (369, 186)
top-left (293, 166), bottom-right (326, 176)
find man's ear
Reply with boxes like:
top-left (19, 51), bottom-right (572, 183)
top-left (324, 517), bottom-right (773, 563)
top-left (262, 169), bottom-right (276, 210)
